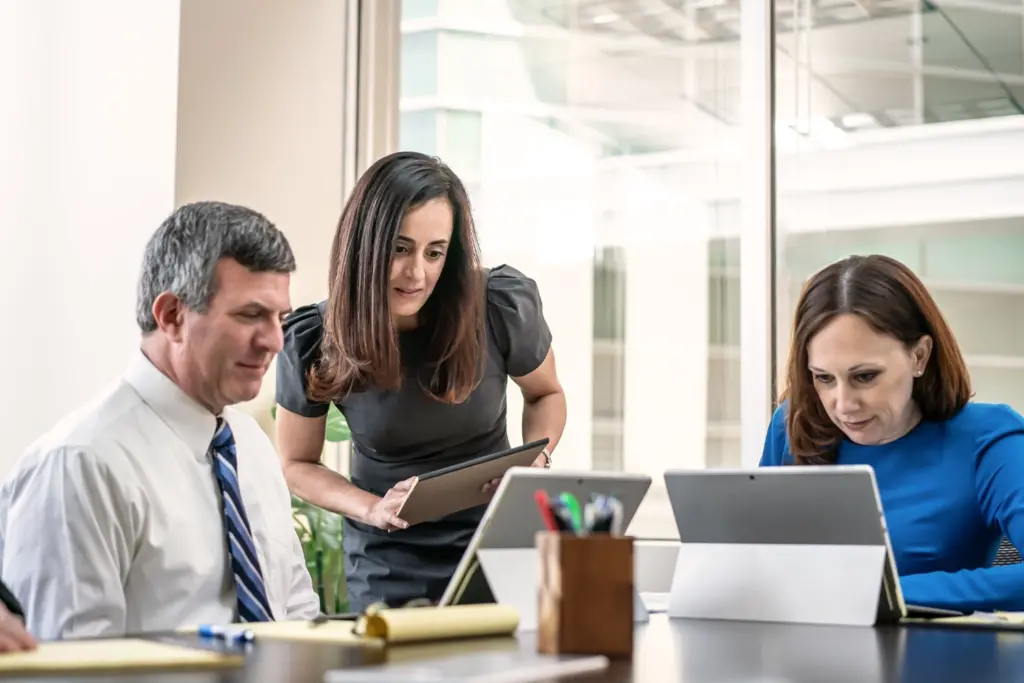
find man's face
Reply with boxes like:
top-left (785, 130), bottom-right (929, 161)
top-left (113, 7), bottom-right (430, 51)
top-left (175, 258), bottom-right (291, 412)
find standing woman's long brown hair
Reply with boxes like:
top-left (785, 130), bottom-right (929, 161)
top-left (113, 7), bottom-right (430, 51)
top-left (307, 151), bottom-right (485, 405)
top-left (782, 254), bottom-right (972, 464)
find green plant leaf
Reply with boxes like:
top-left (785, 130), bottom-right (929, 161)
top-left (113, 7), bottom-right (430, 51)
top-left (291, 493), bottom-right (347, 613)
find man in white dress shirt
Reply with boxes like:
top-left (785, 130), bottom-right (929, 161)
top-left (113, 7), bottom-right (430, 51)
top-left (0, 201), bottom-right (321, 639)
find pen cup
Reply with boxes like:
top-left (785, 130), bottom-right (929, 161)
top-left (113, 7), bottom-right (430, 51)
top-left (535, 531), bottom-right (634, 659)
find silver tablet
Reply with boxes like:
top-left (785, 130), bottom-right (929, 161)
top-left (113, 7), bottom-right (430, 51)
top-left (439, 467), bottom-right (653, 606)
top-left (663, 466), bottom-right (963, 622)
top-left (395, 439), bottom-right (549, 526)
top-left (664, 466), bottom-right (889, 547)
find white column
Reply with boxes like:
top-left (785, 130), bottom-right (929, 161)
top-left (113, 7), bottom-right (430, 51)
top-left (176, 0), bottom-right (349, 314)
top-left (0, 0), bottom-right (182, 477)
top-left (0, 0), bottom-right (45, 476)
top-left (476, 249), bottom-right (594, 474)
top-left (474, 115), bottom-right (597, 473)
top-left (175, 0), bottom-right (355, 434)
top-left (621, 240), bottom-right (710, 537)
top-left (910, 5), bottom-right (925, 125)
top-left (356, 0), bottom-right (401, 173)
top-left (739, 0), bottom-right (776, 469)
top-left (529, 258), bottom-right (594, 472)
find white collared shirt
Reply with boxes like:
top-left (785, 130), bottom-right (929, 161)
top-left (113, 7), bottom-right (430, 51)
top-left (0, 350), bottom-right (320, 640)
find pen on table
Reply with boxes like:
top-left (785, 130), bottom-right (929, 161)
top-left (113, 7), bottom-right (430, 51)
top-left (198, 624), bottom-right (255, 644)
top-left (969, 612), bottom-right (1009, 622)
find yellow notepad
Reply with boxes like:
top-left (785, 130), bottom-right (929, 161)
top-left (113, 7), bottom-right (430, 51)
top-left (355, 604), bottom-right (519, 644)
top-left (179, 604), bottom-right (518, 646)
top-left (245, 620), bottom-right (380, 645)
top-left (906, 611), bottom-right (1024, 630)
top-left (384, 635), bottom-right (520, 663)
top-left (0, 638), bottom-right (243, 674)
top-left (178, 620), bottom-right (381, 645)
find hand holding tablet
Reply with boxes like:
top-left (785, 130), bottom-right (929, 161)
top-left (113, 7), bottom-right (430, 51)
top-left (394, 439), bottom-right (550, 527)
top-left (365, 477), bottom-right (416, 531)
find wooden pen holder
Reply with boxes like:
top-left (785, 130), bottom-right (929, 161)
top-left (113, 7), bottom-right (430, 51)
top-left (535, 531), bottom-right (634, 659)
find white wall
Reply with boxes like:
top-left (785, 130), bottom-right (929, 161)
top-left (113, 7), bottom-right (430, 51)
top-left (0, 0), bottom-right (351, 477)
top-left (0, 0), bottom-right (182, 477)
top-left (175, 0), bottom-right (349, 434)
top-left (473, 113), bottom-right (596, 470)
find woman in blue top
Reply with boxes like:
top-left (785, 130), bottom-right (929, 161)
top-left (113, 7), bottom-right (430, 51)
top-left (761, 254), bottom-right (1024, 613)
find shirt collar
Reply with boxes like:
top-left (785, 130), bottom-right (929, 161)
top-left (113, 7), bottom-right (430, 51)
top-left (123, 348), bottom-right (218, 461)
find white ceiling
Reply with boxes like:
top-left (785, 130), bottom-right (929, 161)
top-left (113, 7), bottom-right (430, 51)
top-left (497, 0), bottom-right (1024, 149)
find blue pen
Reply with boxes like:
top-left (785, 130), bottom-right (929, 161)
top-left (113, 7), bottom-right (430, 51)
top-left (198, 624), bottom-right (255, 644)
top-left (588, 494), bottom-right (621, 534)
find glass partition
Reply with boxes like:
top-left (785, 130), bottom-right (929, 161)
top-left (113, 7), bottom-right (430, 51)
top-left (397, 0), bottom-right (758, 536)
top-left (774, 0), bottom-right (1024, 414)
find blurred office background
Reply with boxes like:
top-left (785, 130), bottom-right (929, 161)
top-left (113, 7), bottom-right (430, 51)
top-left (2, 0), bottom-right (1023, 537)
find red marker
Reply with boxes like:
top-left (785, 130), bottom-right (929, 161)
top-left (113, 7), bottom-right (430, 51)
top-left (534, 490), bottom-right (560, 532)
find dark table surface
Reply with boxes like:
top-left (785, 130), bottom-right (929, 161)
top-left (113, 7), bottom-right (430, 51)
top-left (10, 615), bottom-right (1024, 682)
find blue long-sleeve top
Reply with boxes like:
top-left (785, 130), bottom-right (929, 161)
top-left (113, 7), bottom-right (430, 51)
top-left (760, 401), bottom-right (1024, 613)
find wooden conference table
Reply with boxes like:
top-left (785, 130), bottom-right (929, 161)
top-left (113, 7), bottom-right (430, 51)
top-left (9, 614), bottom-right (1024, 683)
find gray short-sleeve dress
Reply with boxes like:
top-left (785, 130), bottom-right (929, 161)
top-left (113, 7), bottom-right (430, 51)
top-left (275, 265), bottom-right (552, 612)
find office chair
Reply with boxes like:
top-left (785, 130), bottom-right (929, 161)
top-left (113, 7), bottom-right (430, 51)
top-left (993, 537), bottom-right (1021, 566)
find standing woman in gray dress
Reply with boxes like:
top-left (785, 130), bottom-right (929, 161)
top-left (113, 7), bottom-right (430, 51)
top-left (274, 151), bottom-right (567, 612)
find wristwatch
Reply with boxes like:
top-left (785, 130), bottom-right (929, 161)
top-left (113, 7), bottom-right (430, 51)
top-left (541, 447), bottom-right (552, 468)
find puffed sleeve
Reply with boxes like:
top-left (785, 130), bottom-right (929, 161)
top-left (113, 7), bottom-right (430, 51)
top-left (486, 265), bottom-right (553, 377)
top-left (276, 303), bottom-right (331, 418)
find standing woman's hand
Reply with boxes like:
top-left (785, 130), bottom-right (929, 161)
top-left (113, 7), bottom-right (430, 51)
top-left (0, 603), bottom-right (36, 653)
top-left (366, 477), bottom-right (416, 532)
top-left (481, 448), bottom-right (550, 493)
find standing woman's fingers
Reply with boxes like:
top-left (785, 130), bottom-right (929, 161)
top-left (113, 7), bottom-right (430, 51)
top-left (393, 477), bottom-right (417, 492)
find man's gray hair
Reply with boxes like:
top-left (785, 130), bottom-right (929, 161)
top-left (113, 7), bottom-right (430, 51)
top-left (136, 201), bottom-right (296, 333)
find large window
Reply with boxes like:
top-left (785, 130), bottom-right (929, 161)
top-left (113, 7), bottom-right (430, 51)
top-left (774, 1), bottom-right (1024, 413)
top-left (398, 0), bottom-right (748, 537)
top-left (392, 0), bottom-right (1024, 538)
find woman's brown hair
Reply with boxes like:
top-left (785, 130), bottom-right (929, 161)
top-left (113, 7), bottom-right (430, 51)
top-left (307, 151), bottom-right (485, 404)
top-left (782, 254), bottom-right (972, 464)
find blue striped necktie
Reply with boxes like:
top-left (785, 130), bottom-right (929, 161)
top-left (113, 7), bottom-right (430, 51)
top-left (211, 418), bottom-right (274, 623)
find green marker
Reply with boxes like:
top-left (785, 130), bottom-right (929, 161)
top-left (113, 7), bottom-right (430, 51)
top-left (558, 492), bottom-right (583, 534)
